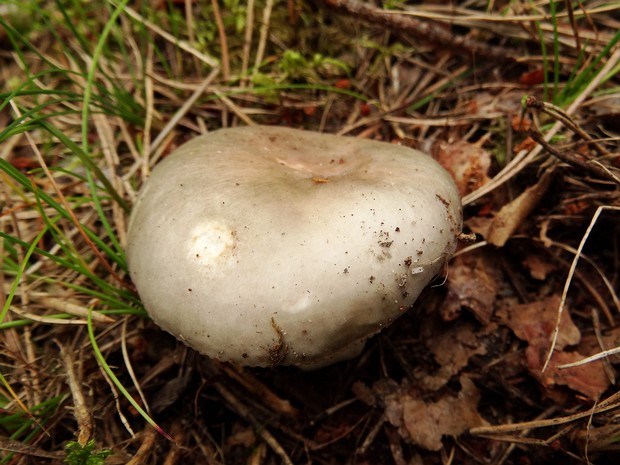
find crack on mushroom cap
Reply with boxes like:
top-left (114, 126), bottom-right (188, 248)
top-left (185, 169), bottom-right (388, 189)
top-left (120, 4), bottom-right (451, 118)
top-left (126, 125), bottom-right (462, 368)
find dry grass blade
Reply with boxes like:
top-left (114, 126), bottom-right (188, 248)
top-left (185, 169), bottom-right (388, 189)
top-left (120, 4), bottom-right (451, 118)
top-left (57, 341), bottom-right (93, 445)
top-left (252, 0), bottom-right (274, 78)
top-left (543, 206), bottom-right (620, 372)
top-left (149, 67), bottom-right (221, 164)
top-left (393, 3), bottom-right (617, 49)
top-left (558, 346), bottom-right (620, 370)
top-left (117, 2), bottom-right (219, 68)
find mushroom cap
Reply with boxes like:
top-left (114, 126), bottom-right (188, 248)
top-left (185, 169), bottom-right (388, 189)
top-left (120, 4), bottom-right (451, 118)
top-left (126, 126), bottom-right (462, 368)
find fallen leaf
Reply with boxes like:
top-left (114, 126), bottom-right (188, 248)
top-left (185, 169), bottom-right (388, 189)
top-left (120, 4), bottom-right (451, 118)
top-left (443, 251), bottom-right (499, 324)
top-left (513, 135), bottom-right (537, 153)
top-left (522, 253), bottom-right (557, 280)
top-left (464, 215), bottom-right (493, 238)
top-left (150, 369), bottom-right (193, 413)
top-left (497, 295), bottom-right (580, 350)
top-left (498, 296), bottom-right (610, 399)
top-left (382, 376), bottom-right (488, 451)
top-left (487, 168), bottom-right (554, 246)
top-left (421, 320), bottom-right (491, 390)
top-left (433, 140), bottom-right (492, 197)
top-left (526, 347), bottom-right (610, 400)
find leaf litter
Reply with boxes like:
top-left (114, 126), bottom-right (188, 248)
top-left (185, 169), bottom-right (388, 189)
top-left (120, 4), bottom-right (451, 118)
top-left (1, 0), bottom-right (620, 464)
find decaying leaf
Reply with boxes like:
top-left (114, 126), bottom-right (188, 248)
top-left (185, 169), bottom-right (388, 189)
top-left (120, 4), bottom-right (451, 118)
top-left (487, 168), bottom-right (554, 247)
top-left (522, 253), bottom-right (557, 280)
top-left (498, 295), bottom-right (611, 400)
top-left (497, 295), bottom-right (580, 350)
top-left (443, 251), bottom-right (499, 324)
top-left (421, 319), bottom-right (491, 389)
top-left (433, 140), bottom-right (492, 197)
top-left (381, 376), bottom-right (488, 451)
top-left (526, 347), bottom-right (610, 400)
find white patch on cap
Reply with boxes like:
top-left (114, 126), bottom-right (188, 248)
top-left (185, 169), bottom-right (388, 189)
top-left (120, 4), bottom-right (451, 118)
top-left (188, 221), bottom-right (237, 267)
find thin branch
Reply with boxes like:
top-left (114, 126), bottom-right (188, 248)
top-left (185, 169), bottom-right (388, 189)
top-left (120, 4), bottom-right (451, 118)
top-left (211, 0), bottom-right (230, 80)
top-left (526, 129), bottom-right (618, 182)
top-left (320, 0), bottom-right (518, 62)
top-left (525, 96), bottom-right (609, 157)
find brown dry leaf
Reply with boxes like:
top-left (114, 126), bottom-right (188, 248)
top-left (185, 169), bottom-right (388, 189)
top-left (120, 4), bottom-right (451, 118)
top-left (526, 347), bottom-right (610, 400)
top-left (382, 376), bottom-right (488, 451)
top-left (443, 251), bottom-right (499, 324)
top-left (522, 253), bottom-right (557, 280)
top-left (513, 136), bottom-right (537, 153)
top-left (497, 295), bottom-right (580, 350)
top-left (498, 296), bottom-right (610, 399)
top-left (432, 140), bottom-right (492, 197)
top-left (421, 320), bottom-right (491, 390)
top-left (487, 168), bottom-right (554, 247)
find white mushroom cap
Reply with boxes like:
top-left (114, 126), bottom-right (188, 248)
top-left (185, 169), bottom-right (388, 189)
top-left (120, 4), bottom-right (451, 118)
top-left (126, 126), bottom-right (461, 368)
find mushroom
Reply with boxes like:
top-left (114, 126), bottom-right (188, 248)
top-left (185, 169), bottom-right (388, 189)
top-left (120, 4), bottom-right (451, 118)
top-left (126, 125), bottom-right (462, 368)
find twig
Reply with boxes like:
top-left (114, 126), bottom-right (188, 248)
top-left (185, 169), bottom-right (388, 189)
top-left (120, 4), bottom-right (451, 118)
top-left (240, 0), bottom-right (255, 86)
top-left (121, 319), bottom-right (151, 415)
top-left (526, 129), bottom-right (617, 182)
top-left (9, 306), bottom-right (87, 325)
top-left (592, 307), bottom-right (619, 384)
top-left (184, 0), bottom-right (200, 73)
top-left (532, 236), bottom-right (619, 324)
top-left (211, 0), bottom-right (230, 80)
top-left (93, 113), bottom-right (128, 246)
top-left (525, 96), bottom-right (609, 157)
top-left (564, 0), bottom-right (582, 54)
top-left (162, 422), bottom-right (185, 465)
top-left (0, 437), bottom-right (63, 460)
top-left (58, 342), bottom-right (93, 445)
top-left (211, 89), bottom-right (257, 126)
top-left (471, 388), bottom-right (620, 435)
top-left (558, 345), bottom-right (620, 369)
top-left (320, 0), bottom-right (518, 62)
top-left (214, 382), bottom-right (294, 465)
top-left (216, 362), bottom-right (300, 418)
top-left (142, 43), bottom-right (155, 178)
top-left (126, 428), bottom-right (158, 465)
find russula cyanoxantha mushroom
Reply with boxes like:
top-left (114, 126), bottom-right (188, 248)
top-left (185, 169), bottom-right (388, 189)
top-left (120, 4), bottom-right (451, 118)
top-left (126, 125), bottom-right (462, 368)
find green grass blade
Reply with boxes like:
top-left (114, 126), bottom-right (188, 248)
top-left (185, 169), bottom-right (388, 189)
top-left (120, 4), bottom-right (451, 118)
top-left (0, 222), bottom-right (54, 325)
top-left (87, 310), bottom-right (174, 442)
top-left (81, 0), bottom-right (131, 153)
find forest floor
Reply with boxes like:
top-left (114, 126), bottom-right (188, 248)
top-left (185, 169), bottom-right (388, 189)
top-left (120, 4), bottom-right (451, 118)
top-left (1, 1), bottom-right (620, 464)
